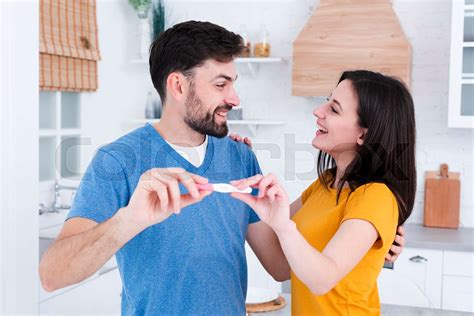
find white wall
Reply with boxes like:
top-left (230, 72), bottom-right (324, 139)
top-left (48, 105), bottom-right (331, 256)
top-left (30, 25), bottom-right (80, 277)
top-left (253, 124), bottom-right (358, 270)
top-left (61, 0), bottom-right (474, 296)
top-left (394, 0), bottom-right (473, 227)
top-left (81, 0), bottom-right (473, 228)
top-left (3, 0), bottom-right (468, 312)
top-left (0, 0), bottom-right (39, 313)
top-left (17, 0), bottom-right (469, 308)
top-left (67, 0), bottom-right (473, 295)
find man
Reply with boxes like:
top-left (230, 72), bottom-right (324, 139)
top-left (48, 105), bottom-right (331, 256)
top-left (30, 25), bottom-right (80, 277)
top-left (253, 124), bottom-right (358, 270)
top-left (39, 21), bottom-right (404, 315)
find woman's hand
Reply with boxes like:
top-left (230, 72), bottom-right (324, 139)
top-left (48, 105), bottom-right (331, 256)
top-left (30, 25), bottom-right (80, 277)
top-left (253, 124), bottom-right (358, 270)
top-left (229, 133), bottom-right (253, 148)
top-left (230, 173), bottom-right (292, 233)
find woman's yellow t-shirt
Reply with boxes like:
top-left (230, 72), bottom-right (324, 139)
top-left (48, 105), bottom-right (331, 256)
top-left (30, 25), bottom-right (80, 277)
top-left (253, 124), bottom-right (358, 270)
top-left (291, 179), bottom-right (399, 315)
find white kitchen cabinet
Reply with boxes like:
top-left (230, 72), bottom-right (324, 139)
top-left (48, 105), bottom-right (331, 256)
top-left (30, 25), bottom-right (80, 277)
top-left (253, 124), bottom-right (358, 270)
top-left (443, 250), bottom-right (474, 277)
top-left (39, 91), bottom-right (82, 183)
top-left (449, 0), bottom-right (474, 128)
top-left (39, 268), bottom-right (122, 315)
top-left (379, 247), bottom-right (474, 312)
top-left (378, 247), bottom-right (443, 308)
top-left (442, 275), bottom-right (474, 312)
top-left (442, 251), bottom-right (474, 312)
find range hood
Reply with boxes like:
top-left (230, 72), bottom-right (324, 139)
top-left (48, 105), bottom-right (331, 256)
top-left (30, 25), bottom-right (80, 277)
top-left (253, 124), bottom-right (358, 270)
top-left (292, 0), bottom-right (411, 96)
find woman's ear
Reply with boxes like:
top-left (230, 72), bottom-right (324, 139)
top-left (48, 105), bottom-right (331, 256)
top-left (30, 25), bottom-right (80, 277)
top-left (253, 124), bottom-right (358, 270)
top-left (166, 72), bottom-right (188, 103)
top-left (356, 128), bottom-right (368, 146)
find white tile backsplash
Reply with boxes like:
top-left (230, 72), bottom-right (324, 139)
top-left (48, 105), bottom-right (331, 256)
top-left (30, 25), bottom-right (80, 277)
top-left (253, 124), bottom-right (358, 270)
top-left (75, 0), bottom-right (474, 227)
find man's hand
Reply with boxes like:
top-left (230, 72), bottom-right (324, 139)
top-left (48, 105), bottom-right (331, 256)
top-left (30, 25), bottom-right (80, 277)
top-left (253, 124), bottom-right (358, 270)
top-left (229, 133), bottom-right (252, 148)
top-left (121, 167), bottom-right (211, 230)
top-left (39, 167), bottom-right (212, 293)
top-left (385, 226), bottom-right (405, 263)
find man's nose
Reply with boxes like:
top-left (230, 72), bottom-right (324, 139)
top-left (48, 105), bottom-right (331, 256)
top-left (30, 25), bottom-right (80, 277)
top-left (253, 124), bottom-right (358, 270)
top-left (224, 86), bottom-right (240, 107)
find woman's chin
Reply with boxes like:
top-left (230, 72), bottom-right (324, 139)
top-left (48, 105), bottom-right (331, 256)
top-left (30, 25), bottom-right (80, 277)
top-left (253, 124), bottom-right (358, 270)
top-left (312, 139), bottom-right (332, 155)
top-left (312, 139), bottom-right (323, 150)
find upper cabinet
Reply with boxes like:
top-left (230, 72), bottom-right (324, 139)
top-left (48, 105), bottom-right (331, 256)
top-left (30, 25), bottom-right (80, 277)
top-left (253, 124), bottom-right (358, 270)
top-left (292, 0), bottom-right (411, 97)
top-left (449, 0), bottom-right (474, 128)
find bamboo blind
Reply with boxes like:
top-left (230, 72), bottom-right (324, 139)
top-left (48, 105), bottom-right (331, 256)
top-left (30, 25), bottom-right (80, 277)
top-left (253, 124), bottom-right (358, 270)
top-left (40, 0), bottom-right (101, 92)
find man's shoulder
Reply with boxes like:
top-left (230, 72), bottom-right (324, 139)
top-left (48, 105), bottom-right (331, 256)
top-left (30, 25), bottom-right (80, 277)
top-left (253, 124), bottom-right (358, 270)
top-left (96, 125), bottom-right (150, 164)
top-left (212, 135), bottom-right (254, 157)
top-left (211, 136), bottom-right (260, 176)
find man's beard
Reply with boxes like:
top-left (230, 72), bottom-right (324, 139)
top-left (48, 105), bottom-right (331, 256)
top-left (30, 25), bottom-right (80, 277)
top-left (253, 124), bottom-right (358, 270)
top-left (184, 85), bottom-right (231, 138)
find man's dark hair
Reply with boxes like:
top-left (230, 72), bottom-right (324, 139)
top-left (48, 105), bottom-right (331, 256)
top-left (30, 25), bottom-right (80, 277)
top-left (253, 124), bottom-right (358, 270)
top-left (149, 20), bottom-right (245, 103)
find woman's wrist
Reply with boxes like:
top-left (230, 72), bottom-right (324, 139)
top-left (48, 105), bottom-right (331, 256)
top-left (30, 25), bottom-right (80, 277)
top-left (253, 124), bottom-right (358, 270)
top-left (273, 219), bottom-right (297, 237)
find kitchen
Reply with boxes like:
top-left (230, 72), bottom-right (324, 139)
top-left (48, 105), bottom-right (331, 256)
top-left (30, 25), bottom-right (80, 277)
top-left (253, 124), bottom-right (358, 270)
top-left (1, 0), bottom-right (473, 315)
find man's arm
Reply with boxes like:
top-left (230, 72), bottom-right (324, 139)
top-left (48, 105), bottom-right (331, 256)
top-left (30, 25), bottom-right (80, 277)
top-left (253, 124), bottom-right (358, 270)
top-left (39, 210), bottom-right (141, 292)
top-left (246, 197), bottom-right (303, 282)
top-left (39, 168), bottom-right (211, 292)
top-left (385, 225), bottom-right (406, 263)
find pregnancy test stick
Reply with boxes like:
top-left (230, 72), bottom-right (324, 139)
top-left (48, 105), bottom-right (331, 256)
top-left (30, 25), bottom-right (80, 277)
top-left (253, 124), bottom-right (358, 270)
top-left (197, 183), bottom-right (252, 194)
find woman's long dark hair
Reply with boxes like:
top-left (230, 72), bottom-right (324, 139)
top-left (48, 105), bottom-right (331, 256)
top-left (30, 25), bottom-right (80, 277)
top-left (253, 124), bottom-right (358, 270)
top-left (317, 70), bottom-right (416, 225)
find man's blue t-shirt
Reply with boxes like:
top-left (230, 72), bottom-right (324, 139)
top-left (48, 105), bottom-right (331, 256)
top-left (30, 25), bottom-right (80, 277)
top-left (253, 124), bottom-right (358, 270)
top-left (67, 123), bottom-right (261, 315)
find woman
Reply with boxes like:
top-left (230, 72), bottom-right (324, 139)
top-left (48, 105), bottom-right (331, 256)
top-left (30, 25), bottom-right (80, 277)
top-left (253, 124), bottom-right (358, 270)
top-left (231, 70), bottom-right (416, 315)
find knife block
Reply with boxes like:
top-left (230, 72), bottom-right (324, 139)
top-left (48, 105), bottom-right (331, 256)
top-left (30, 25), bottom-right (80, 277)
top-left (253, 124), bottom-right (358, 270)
top-left (423, 164), bottom-right (461, 229)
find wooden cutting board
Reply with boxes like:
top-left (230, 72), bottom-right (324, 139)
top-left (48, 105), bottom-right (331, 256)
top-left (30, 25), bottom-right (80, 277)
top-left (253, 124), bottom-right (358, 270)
top-left (424, 164), bottom-right (461, 229)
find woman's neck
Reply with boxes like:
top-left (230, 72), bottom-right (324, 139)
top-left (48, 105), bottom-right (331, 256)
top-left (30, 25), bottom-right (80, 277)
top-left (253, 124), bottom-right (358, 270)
top-left (332, 151), bottom-right (356, 189)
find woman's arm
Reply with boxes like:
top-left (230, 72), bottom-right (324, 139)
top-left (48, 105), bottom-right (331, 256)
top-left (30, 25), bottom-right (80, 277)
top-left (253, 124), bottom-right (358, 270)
top-left (228, 134), bottom-right (405, 265)
top-left (246, 197), bottom-right (303, 281)
top-left (275, 218), bottom-right (378, 295)
top-left (233, 174), bottom-right (379, 295)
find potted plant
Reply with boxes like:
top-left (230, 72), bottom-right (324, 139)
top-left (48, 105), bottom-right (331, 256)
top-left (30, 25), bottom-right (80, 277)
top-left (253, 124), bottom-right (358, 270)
top-left (128, 0), bottom-right (152, 59)
top-left (151, 0), bottom-right (165, 41)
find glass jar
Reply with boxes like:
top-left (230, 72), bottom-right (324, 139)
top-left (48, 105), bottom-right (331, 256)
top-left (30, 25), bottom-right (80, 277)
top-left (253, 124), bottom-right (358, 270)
top-left (254, 24), bottom-right (271, 57)
top-left (237, 24), bottom-right (251, 57)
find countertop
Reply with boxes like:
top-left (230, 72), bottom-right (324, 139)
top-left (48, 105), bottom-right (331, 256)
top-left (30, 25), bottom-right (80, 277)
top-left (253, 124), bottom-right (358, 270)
top-left (39, 214), bottom-right (474, 253)
top-left (404, 223), bottom-right (474, 252)
top-left (252, 294), bottom-right (472, 316)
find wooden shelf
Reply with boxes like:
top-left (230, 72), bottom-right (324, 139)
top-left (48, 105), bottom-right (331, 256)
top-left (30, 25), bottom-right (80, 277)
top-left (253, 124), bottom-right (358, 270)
top-left (39, 129), bottom-right (57, 137)
top-left (130, 57), bottom-right (286, 77)
top-left (131, 118), bottom-right (284, 136)
top-left (235, 57), bottom-right (284, 63)
top-left (235, 57), bottom-right (285, 77)
top-left (461, 78), bottom-right (474, 84)
top-left (39, 128), bottom-right (81, 137)
top-left (130, 58), bottom-right (148, 64)
top-left (131, 118), bottom-right (284, 125)
top-left (130, 57), bottom-right (285, 65)
top-left (229, 119), bottom-right (285, 126)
